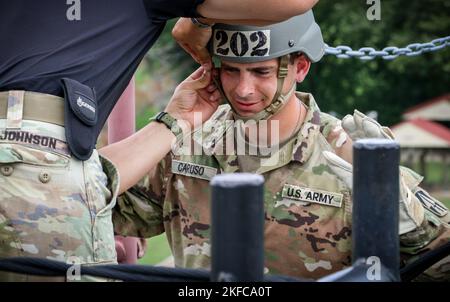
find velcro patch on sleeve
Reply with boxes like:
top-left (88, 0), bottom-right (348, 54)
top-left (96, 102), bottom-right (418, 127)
top-left (282, 184), bottom-right (343, 208)
top-left (415, 189), bottom-right (448, 217)
top-left (172, 160), bottom-right (217, 181)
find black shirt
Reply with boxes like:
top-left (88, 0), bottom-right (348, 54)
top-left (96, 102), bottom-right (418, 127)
top-left (0, 0), bottom-right (204, 139)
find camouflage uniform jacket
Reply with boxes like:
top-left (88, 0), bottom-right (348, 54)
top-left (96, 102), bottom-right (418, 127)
top-left (114, 92), bottom-right (450, 280)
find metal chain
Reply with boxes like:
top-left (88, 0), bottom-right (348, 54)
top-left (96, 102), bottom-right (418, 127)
top-left (325, 36), bottom-right (450, 60)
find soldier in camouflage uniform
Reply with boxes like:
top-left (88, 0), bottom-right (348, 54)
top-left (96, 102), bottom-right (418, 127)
top-left (0, 92), bottom-right (120, 281)
top-left (111, 11), bottom-right (450, 280)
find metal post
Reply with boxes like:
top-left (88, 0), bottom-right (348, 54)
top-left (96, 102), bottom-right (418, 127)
top-left (353, 138), bottom-right (400, 280)
top-left (210, 173), bottom-right (265, 282)
top-left (108, 77), bottom-right (140, 264)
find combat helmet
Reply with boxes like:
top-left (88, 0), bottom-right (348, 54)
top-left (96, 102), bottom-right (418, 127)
top-left (210, 10), bottom-right (324, 121)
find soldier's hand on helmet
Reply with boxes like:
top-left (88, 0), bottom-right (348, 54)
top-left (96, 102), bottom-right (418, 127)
top-left (172, 17), bottom-right (213, 67)
top-left (341, 110), bottom-right (395, 141)
top-left (165, 65), bottom-right (221, 130)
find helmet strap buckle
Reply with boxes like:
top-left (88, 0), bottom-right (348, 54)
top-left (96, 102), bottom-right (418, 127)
top-left (277, 55), bottom-right (289, 78)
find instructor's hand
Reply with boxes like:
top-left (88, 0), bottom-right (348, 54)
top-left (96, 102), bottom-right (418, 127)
top-left (172, 17), bottom-right (213, 67)
top-left (165, 65), bottom-right (221, 129)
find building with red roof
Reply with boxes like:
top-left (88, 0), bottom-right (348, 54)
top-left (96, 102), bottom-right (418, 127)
top-left (403, 94), bottom-right (450, 122)
top-left (392, 119), bottom-right (450, 148)
top-left (391, 94), bottom-right (449, 187)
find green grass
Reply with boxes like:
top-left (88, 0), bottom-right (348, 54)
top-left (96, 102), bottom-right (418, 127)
top-left (138, 233), bottom-right (172, 265)
top-left (423, 162), bottom-right (447, 185)
top-left (405, 161), bottom-right (448, 186)
top-left (136, 106), bottom-right (158, 130)
top-left (403, 161), bottom-right (450, 208)
top-left (440, 197), bottom-right (450, 209)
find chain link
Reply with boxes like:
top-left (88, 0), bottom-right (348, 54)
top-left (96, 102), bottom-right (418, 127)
top-left (325, 36), bottom-right (450, 60)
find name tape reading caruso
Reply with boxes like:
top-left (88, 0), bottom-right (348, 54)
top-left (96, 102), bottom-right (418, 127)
top-left (172, 160), bottom-right (217, 181)
top-left (178, 286), bottom-right (272, 299)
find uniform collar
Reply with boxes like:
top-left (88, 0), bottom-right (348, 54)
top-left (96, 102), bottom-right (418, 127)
top-left (290, 92), bottom-right (322, 164)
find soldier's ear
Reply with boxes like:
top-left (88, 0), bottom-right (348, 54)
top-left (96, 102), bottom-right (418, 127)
top-left (294, 55), bottom-right (311, 83)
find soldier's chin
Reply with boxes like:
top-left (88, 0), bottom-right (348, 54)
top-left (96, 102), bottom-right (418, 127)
top-left (235, 110), bottom-right (255, 117)
top-left (232, 106), bottom-right (259, 117)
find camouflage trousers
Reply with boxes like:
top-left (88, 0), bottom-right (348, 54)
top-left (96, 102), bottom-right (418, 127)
top-left (0, 91), bottom-right (119, 281)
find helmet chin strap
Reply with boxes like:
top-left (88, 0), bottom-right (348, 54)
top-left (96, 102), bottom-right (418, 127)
top-left (213, 55), bottom-right (296, 122)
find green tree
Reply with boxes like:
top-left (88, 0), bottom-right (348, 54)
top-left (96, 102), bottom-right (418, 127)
top-left (143, 0), bottom-right (450, 126)
top-left (304, 0), bottom-right (450, 125)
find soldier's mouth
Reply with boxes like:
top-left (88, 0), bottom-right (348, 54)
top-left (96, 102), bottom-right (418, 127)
top-left (235, 100), bottom-right (259, 110)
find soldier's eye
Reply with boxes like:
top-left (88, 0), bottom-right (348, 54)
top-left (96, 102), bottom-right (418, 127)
top-left (255, 70), bottom-right (270, 75)
top-left (223, 67), bottom-right (238, 73)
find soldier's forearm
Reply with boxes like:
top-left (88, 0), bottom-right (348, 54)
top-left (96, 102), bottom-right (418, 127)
top-left (198, 0), bottom-right (318, 22)
top-left (99, 122), bottom-right (174, 194)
